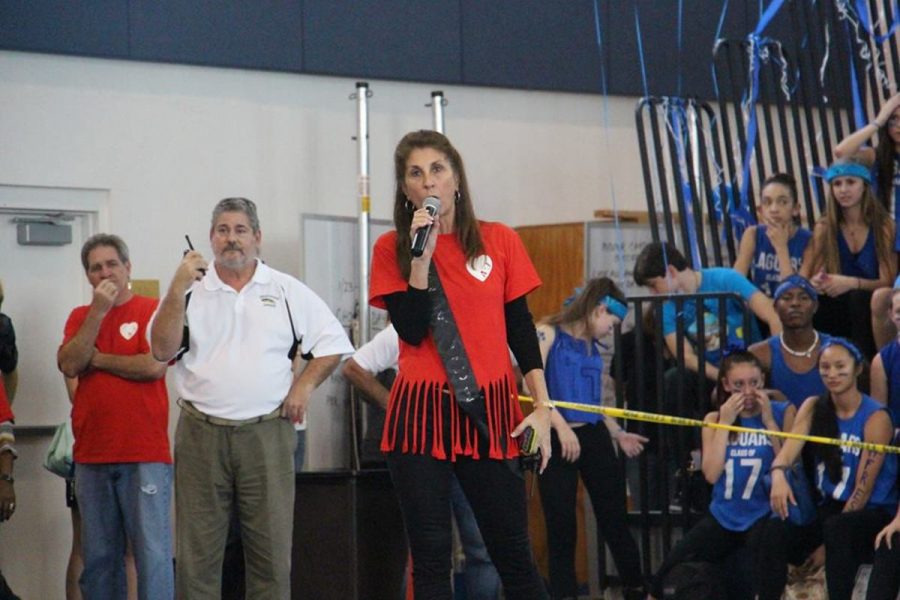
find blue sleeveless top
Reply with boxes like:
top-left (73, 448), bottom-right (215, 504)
top-left (766, 334), bottom-right (829, 408)
top-left (838, 229), bottom-right (878, 279)
top-left (878, 340), bottom-right (900, 426)
top-left (545, 327), bottom-right (603, 425)
top-left (710, 402), bottom-right (789, 531)
top-left (815, 395), bottom-right (898, 509)
top-left (751, 226), bottom-right (812, 297)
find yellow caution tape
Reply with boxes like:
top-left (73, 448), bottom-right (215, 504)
top-left (518, 396), bottom-right (900, 455)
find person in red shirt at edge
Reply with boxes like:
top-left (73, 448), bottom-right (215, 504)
top-left (369, 130), bottom-right (553, 600)
top-left (57, 234), bottom-right (173, 600)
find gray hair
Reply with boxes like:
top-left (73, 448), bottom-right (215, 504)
top-left (81, 234), bottom-right (130, 272)
top-left (211, 197), bottom-right (260, 232)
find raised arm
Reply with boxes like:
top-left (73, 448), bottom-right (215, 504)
top-left (58, 280), bottom-right (119, 378)
top-left (833, 92), bottom-right (900, 159)
top-left (151, 251), bottom-right (207, 361)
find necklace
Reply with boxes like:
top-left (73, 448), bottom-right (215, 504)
top-left (780, 330), bottom-right (819, 358)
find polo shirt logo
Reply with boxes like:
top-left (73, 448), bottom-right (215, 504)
top-left (467, 255), bottom-right (493, 282)
top-left (119, 322), bottom-right (138, 340)
top-left (259, 295), bottom-right (277, 308)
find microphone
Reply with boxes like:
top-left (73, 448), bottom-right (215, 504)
top-left (411, 196), bottom-right (441, 257)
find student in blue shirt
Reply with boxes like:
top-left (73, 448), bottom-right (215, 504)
top-left (647, 351), bottom-right (794, 600)
top-left (763, 338), bottom-right (898, 600)
top-left (801, 160), bottom-right (896, 360)
top-left (749, 275), bottom-right (829, 409)
top-left (634, 242), bottom-right (782, 384)
top-left (733, 173), bottom-right (813, 298)
top-left (536, 278), bottom-right (648, 600)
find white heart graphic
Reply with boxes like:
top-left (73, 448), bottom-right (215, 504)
top-left (467, 255), bottom-right (493, 282)
top-left (119, 322), bottom-right (138, 340)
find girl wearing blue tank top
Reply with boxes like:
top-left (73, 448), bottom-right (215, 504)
top-left (648, 351), bottom-right (795, 600)
top-left (762, 338), bottom-right (898, 600)
top-left (835, 93), bottom-right (900, 351)
top-left (734, 173), bottom-right (813, 298)
top-left (536, 278), bottom-right (649, 600)
top-left (802, 161), bottom-right (896, 360)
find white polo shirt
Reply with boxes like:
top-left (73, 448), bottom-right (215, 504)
top-left (159, 259), bottom-right (353, 420)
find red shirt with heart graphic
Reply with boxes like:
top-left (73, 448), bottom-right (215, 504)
top-left (370, 221), bottom-right (541, 460)
top-left (62, 295), bottom-right (171, 464)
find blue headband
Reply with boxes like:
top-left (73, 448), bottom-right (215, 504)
top-left (602, 295), bottom-right (629, 321)
top-left (819, 337), bottom-right (864, 364)
top-left (824, 162), bottom-right (872, 184)
top-left (562, 288), bottom-right (628, 320)
top-left (773, 274), bottom-right (818, 302)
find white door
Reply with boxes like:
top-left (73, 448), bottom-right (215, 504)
top-left (0, 209), bottom-right (93, 425)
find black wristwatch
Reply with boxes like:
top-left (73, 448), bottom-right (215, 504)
top-left (0, 474), bottom-right (13, 484)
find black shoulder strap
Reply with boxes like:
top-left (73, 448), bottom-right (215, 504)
top-left (174, 292), bottom-right (192, 361)
top-left (283, 290), bottom-right (306, 360)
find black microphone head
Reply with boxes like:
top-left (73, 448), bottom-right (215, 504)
top-left (423, 196), bottom-right (441, 215)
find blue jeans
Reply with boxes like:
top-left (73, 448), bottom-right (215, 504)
top-left (450, 475), bottom-right (502, 600)
top-left (75, 462), bottom-right (174, 600)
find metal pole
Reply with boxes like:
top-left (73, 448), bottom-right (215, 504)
top-left (429, 90), bottom-right (446, 133)
top-left (353, 81), bottom-right (372, 346)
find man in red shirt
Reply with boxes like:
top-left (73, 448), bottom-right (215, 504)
top-left (58, 234), bottom-right (173, 600)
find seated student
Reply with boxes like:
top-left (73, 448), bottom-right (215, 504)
top-left (648, 351), bottom-right (795, 600)
top-left (800, 159), bottom-right (896, 360)
top-left (870, 285), bottom-right (900, 428)
top-left (761, 338), bottom-right (898, 600)
top-left (749, 275), bottom-right (830, 409)
top-left (834, 93), bottom-right (900, 351)
top-left (733, 173), bottom-right (813, 298)
top-left (633, 241), bottom-right (781, 406)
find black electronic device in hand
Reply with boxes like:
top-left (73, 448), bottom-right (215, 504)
top-left (184, 235), bottom-right (206, 274)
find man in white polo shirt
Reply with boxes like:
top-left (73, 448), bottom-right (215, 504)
top-left (150, 197), bottom-right (353, 599)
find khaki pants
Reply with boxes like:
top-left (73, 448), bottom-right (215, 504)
top-left (174, 411), bottom-right (296, 600)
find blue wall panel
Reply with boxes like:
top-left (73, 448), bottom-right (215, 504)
top-left (303, 0), bottom-right (462, 83)
top-left (460, 0), bottom-right (601, 93)
top-left (128, 0), bottom-right (304, 72)
top-left (0, 0), bottom-right (129, 58)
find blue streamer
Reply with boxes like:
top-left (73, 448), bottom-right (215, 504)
top-left (669, 101), bottom-right (703, 268)
top-left (677, 0), bottom-right (684, 97)
top-left (591, 0), bottom-right (627, 287)
top-left (844, 20), bottom-right (867, 129)
top-left (854, 0), bottom-right (900, 43)
top-left (634, 1), bottom-right (649, 98)
top-left (736, 0), bottom-right (787, 225)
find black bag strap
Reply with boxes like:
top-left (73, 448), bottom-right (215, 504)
top-left (426, 264), bottom-right (495, 450)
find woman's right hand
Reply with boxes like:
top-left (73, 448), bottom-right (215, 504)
top-left (769, 469), bottom-right (796, 519)
top-left (410, 206), bottom-right (439, 261)
top-left (718, 393), bottom-right (743, 426)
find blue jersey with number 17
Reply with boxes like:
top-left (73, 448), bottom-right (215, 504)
top-left (710, 401), bottom-right (788, 531)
